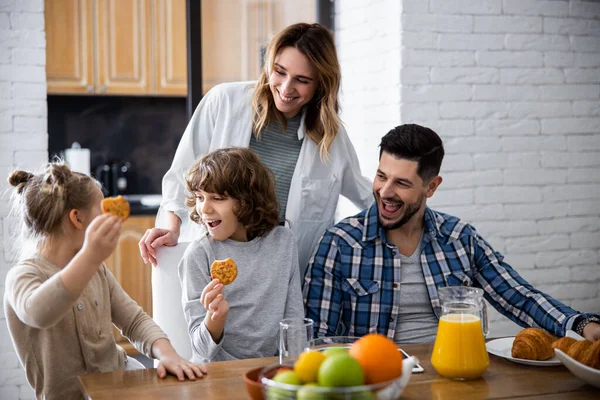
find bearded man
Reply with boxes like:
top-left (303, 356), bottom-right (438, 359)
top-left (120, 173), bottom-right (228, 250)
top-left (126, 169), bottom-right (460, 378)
top-left (303, 124), bottom-right (600, 343)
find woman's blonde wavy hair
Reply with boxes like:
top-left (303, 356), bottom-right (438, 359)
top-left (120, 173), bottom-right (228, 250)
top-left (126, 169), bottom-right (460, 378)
top-left (251, 22), bottom-right (341, 162)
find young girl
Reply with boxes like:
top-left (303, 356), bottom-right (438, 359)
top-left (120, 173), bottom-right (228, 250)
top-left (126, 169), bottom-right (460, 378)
top-left (5, 162), bottom-right (206, 400)
top-left (178, 148), bottom-right (304, 362)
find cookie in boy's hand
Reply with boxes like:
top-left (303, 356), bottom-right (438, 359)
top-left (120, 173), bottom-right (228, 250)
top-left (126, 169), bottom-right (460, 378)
top-left (101, 195), bottom-right (130, 221)
top-left (210, 258), bottom-right (238, 285)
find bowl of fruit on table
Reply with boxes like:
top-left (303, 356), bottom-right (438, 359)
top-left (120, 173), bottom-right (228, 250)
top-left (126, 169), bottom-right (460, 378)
top-left (259, 335), bottom-right (417, 400)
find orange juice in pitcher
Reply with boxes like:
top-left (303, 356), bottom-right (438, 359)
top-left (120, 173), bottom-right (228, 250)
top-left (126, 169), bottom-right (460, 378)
top-left (431, 286), bottom-right (489, 380)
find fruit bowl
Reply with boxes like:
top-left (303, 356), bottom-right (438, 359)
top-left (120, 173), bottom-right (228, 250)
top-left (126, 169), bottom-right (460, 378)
top-left (259, 336), bottom-right (417, 399)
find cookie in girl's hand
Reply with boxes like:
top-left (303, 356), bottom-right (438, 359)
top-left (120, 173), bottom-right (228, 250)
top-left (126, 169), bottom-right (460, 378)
top-left (210, 258), bottom-right (238, 285)
top-left (101, 195), bottom-right (130, 221)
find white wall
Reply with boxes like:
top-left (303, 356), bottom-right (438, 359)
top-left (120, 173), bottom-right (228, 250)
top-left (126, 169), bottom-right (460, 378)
top-left (0, 0), bottom-right (47, 398)
top-left (336, 0), bottom-right (600, 337)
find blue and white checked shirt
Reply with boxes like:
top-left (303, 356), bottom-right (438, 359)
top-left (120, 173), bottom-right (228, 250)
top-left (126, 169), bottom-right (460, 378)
top-left (303, 202), bottom-right (596, 339)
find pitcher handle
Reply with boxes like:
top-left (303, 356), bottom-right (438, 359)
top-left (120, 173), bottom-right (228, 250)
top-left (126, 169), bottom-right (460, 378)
top-left (481, 301), bottom-right (489, 338)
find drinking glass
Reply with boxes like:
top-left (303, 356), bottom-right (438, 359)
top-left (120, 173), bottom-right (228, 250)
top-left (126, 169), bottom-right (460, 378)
top-left (278, 318), bottom-right (313, 364)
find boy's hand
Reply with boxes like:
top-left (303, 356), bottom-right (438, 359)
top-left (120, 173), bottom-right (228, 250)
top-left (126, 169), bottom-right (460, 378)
top-left (81, 214), bottom-right (121, 265)
top-left (201, 279), bottom-right (230, 322)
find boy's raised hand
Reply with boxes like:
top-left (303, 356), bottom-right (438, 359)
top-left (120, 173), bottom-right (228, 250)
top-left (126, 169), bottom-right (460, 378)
top-left (82, 214), bottom-right (121, 265)
top-left (201, 279), bottom-right (230, 321)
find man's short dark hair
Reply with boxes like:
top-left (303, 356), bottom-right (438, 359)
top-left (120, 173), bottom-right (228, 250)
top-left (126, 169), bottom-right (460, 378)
top-left (379, 124), bottom-right (445, 182)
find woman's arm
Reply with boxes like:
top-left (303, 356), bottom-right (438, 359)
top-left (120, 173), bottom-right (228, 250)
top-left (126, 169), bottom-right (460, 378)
top-left (140, 88), bottom-right (219, 263)
top-left (337, 128), bottom-right (373, 209)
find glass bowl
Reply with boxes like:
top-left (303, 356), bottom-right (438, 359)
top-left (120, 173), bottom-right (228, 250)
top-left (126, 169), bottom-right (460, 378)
top-left (259, 336), bottom-right (416, 400)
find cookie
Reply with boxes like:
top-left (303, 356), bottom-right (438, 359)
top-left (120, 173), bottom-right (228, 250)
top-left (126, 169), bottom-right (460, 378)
top-left (210, 258), bottom-right (238, 285)
top-left (101, 195), bottom-right (130, 221)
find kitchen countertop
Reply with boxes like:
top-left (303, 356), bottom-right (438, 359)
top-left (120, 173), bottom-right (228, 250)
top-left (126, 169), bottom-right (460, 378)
top-left (125, 194), bottom-right (161, 216)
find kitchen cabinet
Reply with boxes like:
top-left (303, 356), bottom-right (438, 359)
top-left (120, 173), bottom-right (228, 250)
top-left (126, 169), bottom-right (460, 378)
top-left (45, 0), bottom-right (187, 96)
top-left (104, 215), bottom-right (155, 355)
top-left (45, 0), bottom-right (94, 94)
top-left (154, 0), bottom-right (188, 95)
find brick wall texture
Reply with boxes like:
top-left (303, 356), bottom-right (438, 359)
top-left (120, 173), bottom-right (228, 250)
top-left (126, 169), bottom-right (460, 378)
top-left (0, 0), bottom-right (47, 398)
top-left (335, 0), bottom-right (600, 338)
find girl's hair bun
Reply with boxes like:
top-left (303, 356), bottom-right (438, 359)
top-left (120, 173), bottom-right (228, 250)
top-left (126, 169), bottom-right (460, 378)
top-left (8, 170), bottom-right (35, 194)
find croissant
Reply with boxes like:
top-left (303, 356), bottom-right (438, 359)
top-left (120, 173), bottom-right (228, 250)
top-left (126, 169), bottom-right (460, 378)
top-left (551, 337), bottom-right (577, 353)
top-left (511, 328), bottom-right (556, 360)
top-left (579, 341), bottom-right (600, 369)
top-left (567, 340), bottom-right (593, 362)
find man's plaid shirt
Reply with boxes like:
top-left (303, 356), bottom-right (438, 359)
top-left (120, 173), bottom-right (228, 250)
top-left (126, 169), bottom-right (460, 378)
top-left (303, 202), bottom-right (596, 339)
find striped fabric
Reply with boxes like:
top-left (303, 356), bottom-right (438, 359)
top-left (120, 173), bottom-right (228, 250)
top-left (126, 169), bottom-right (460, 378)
top-left (303, 202), bottom-right (598, 339)
top-left (249, 114), bottom-right (303, 219)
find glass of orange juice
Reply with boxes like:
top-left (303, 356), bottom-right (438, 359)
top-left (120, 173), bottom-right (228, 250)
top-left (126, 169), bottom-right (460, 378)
top-left (431, 286), bottom-right (489, 380)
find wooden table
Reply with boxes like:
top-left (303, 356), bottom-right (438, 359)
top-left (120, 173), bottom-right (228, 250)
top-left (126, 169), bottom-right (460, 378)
top-left (78, 343), bottom-right (598, 399)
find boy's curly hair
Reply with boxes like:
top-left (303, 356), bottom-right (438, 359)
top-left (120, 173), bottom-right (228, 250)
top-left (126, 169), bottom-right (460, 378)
top-left (185, 148), bottom-right (280, 239)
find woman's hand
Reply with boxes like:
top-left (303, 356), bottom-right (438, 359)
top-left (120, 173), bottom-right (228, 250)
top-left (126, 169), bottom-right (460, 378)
top-left (81, 214), bottom-right (121, 266)
top-left (152, 338), bottom-right (207, 381)
top-left (139, 228), bottom-right (179, 266)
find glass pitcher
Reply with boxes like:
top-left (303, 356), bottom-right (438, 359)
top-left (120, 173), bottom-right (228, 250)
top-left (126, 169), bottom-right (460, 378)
top-left (431, 286), bottom-right (490, 380)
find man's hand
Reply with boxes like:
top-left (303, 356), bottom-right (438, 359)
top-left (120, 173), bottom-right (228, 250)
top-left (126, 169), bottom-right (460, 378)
top-left (582, 322), bottom-right (600, 342)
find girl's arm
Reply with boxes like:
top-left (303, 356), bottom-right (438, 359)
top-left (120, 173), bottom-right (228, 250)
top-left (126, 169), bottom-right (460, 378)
top-left (61, 214), bottom-right (121, 296)
top-left (106, 268), bottom-right (207, 380)
top-left (106, 265), bottom-right (169, 357)
top-left (5, 214), bottom-right (121, 329)
top-left (5, 265), bottom-right (78, 329)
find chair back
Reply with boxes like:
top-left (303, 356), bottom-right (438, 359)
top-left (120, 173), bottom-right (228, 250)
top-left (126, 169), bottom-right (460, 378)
top-left (152, 242), bottom-right (192, 362)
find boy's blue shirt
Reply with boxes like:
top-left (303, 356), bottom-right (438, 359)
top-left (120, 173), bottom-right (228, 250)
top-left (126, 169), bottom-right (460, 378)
top-left (303, 202), bottom-right (597, 338)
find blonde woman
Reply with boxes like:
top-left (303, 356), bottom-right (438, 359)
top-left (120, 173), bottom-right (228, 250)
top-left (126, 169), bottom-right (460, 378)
top-left (139, 23), bottom-right (372, 274)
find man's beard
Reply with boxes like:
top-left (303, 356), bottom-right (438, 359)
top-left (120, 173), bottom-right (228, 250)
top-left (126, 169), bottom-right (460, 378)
top-left (376, 193), bottom-right (425, 231)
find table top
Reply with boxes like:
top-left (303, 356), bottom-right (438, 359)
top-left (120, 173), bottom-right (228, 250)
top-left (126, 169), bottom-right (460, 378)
top-left (78, 342), bottom-right (598, 400)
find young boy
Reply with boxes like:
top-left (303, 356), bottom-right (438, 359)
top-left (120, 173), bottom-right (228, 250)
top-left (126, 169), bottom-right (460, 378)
top-left (178, 148), bottom-right (304, 362)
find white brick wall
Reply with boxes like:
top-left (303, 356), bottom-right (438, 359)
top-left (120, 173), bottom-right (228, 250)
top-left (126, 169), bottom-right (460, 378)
top-left (0, 0), bottom-right (46, 398)
top-left (336, 0), bottom-right (600, 338)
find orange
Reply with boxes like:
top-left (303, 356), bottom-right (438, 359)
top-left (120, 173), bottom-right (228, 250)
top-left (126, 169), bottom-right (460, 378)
top-left (348, 334), bottom-right (403, 384)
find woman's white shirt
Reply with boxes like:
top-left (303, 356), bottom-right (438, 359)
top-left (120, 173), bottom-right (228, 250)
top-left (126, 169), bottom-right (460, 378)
top-left (159, 81), bottom-right (372, 274)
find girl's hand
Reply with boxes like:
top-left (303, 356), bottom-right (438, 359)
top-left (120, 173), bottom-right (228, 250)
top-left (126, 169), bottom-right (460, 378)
top-left (152, 338), bottom-right (207, 381)
top-left (81, 214), bottom-right (121, 265)
top-left (139, 228), bottom-right (179, 266)
top-left (156, 352), bottom-right (207, 381)
top-left (201, 279), bottom-right (230, 322)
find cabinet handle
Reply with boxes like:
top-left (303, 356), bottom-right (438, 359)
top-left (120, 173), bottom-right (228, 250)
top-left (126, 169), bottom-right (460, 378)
top-left (98, 85), bottom-right (107, 93)
top-left (86, 85), bottom-right (93, 93)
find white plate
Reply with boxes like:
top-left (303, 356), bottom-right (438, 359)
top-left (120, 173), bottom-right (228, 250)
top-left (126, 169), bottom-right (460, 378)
top-left (486, 337), bottom-right (562, 366)
top-left (555, 349), bottom-right (600, 388)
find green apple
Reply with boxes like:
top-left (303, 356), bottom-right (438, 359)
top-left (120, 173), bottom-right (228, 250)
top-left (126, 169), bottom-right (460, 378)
top-left (322, 347), bottom-right (349, 358)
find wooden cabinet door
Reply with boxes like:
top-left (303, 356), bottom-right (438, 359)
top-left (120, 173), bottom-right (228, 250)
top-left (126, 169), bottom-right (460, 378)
top-left (45, 0), bottom-right (94, 94)
top-left (104, 215), bottom-right (155, 354)
top-left (96, 0), bottom-right (152, 95)
top-left (154, 0), bottom-right (187, 95)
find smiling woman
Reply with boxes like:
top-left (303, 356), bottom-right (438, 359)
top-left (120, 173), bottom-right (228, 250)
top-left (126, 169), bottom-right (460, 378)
top-left (140, 22), bottom-right (372, 275)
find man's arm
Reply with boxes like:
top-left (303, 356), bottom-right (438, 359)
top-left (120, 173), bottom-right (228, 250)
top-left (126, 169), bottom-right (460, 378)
top-left (470, 231), bottom-right (599, 338)
top-left (303, 232), bottom-right (344, 338)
